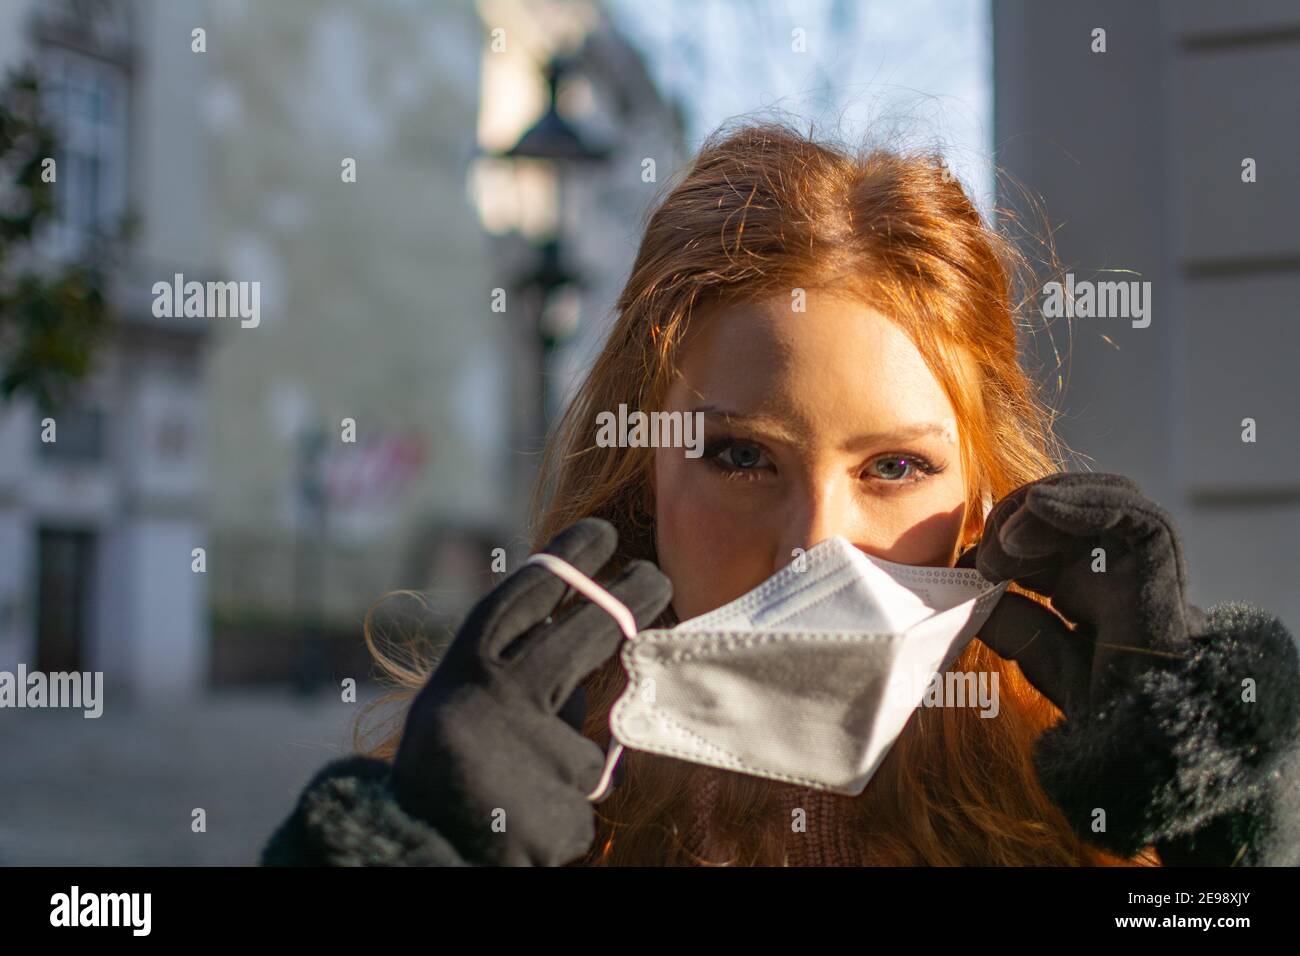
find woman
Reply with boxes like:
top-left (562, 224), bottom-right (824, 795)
top-left (261, 119), bottom-right (1299, 867)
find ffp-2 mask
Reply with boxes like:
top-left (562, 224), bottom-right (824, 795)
top-left (525, 535), bottom-right (1008, 801)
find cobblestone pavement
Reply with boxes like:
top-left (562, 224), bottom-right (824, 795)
top-left (0, 684), bottom-right (397, 866)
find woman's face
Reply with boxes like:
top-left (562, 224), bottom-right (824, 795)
top-left (653, 288), bottom-right (970, 621)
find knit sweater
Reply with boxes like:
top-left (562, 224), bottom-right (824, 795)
top-left (682, 776), bottom-right (870, 866)
top-left (260, 601), bottom-right (1300, 867)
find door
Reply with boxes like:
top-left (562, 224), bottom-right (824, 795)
top-left (35, 528), bottom-right (96, 674)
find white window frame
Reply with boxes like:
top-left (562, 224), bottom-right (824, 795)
top-left (38, 45), bottom-right (129, 258)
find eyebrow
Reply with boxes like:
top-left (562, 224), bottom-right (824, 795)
top-left (690, 405), bottom-right (951, 449)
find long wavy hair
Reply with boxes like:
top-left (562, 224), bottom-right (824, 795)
top-left (360, 117), bottom-right (1159, 866)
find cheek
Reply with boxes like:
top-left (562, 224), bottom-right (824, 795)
top-left (868, 468), bottom-right (969, 566)
top-left (652, 452), bottom-right (766, 620)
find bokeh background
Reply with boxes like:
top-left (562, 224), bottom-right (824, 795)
top-left (0, 0), bottom-right (1295, 864)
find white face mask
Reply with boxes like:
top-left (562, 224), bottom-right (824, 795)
top-left (525, 534), bottom-right (1008, 802)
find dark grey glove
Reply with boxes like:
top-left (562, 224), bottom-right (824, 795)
top-left (962, 472), bottom-right (1300, 865)
top-left (388, 516), bottom-right (671, 866)
top-left (260, 517), bottom-right (671, 867)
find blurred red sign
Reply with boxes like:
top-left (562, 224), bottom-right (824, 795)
top-left (322, 433), bottom-right (427, 504)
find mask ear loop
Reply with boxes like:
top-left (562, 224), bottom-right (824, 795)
top-left (522, 552), bottom-right (634, 803)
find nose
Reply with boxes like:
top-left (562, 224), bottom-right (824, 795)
top-left (774, 474), bottom-right (861, 573)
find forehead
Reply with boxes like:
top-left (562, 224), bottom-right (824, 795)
top-left (670, 289), bottom-right (954, 422)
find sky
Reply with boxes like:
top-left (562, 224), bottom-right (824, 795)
top-left (606, 0), bottom-right (995, 213)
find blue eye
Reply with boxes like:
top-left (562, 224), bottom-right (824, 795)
top-left (867, 455), bottom-right (939, 482)
top-left (704, 438), bottom-right (772, 476)
top-left (872, 456), bottom-right (912, 480)
top-left (717, 441), bottom-right (766, 470)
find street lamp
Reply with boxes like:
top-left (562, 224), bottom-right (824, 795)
top-left (503, 55), bottom-right (612, 165)
top-left (497, 54), bottom-right (610, 434)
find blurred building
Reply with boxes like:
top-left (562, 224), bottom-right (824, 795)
top-left (203, 0), bottom-right (684, 682)
top-left (0, 0), bottom-right (687, 696)
top-left (199, 0), bottom-right (506, 680)
top-left (995, 0), bottom-right (1300, 633)
top-left (0, 0), bottom-right (212, 700)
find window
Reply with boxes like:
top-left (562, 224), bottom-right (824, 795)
top-left (39, 46), bottom-right (129, 255)
top-left (36, 405), bottom-right (106, 464)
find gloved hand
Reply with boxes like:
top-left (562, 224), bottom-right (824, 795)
top-left (961, 472), bottom-right (1300, 864)
top-left (389, 517), bottom-right (672, 866)
top-left (960, 472), bottom-right (1203, 721)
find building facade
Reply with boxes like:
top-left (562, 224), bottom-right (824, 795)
top-left (0, 0), bottom-right (688, 694)
top-left (994, 0), bottom-right (1300, 633)
top-left (0, 0), bottom-right (212, 700)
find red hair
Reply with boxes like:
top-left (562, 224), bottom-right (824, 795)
top-left (528, 119), bottom-right (1156, 866)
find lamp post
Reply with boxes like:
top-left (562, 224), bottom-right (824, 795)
top-left (292, 422), bottom-right (328, 696)
top-left (513, 236), bottom-right (583, 429)
top-left (497, 54), bottom-right (610, 440)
